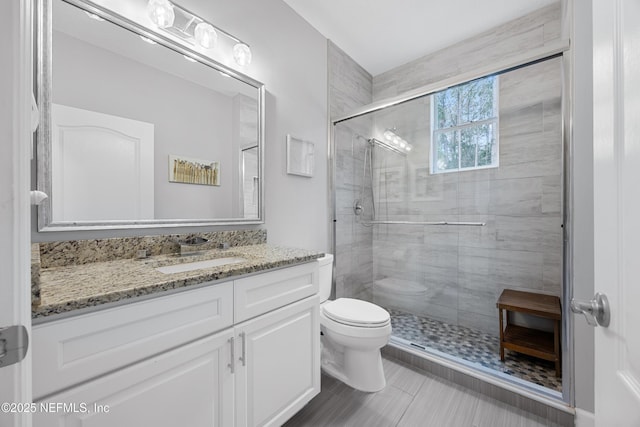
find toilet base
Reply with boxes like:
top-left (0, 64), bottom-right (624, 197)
top-left (321, 335), bottom-right (386, 392)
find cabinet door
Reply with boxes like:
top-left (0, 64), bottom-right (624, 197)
top-left (235, 295), bottom-right (320, 427)
top-left (34, 329), bottom-right (235, 427)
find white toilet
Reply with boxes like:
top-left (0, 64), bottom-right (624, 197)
top-left (317, 254), bottom-right (392, 392)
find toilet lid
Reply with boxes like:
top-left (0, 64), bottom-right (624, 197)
top-left (323, 298), bottom-right (390, 327)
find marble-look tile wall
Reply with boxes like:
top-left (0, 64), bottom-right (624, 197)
top-left (329, 41), bottom-right (374, 301)
top-left (371, 58), bottom-right (563, 337)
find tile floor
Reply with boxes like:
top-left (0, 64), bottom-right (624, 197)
top-left (284, 357), bottom-right (565, 427)
top-left (388, 309), bottom-right (562, 392)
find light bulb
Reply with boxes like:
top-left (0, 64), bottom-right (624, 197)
top-left (233, 43), bottom-right (252, 66)
top-left (383, 130), bottom-right (395, 141)
top-left (406, 145), bottom-right (413, 152)
top-left (194, 22), bottom-right (218, 49)
top-left (147, 0), bottom-right (175, 29)
top-left (399, 141), bottom-right (406, 149)
top-left (392, 136), bottom-right (400, 145)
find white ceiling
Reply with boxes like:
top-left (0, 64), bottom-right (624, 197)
top-left (282, 0), bottom-right (559, 76)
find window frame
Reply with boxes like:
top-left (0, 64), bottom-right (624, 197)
top-left (430, 76), bottom-right (500, 174)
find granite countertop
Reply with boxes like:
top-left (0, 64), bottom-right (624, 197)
top-left (33, 244), bottom-right (323, 320)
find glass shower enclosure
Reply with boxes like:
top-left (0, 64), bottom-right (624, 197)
top-left (331, 56), bottom-right (565, 397)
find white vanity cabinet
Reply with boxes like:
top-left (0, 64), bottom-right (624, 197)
top-left (32, 261), bottom-right (320, 427)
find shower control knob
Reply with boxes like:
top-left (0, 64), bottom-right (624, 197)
top-left (570, 293), bottom-right (610, 327)
top-left (353, 200), bottom-right (364, 216)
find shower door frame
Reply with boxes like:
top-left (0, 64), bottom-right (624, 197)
top-left (329, 39), bottom-right (574, 406)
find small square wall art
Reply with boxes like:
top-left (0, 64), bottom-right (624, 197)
top-left (169, 155), bottom-right (220, 186)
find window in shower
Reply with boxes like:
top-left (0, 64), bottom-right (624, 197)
top-left (431, 75), bottom-right (499, 173)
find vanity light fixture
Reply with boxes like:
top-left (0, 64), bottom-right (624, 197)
top-left (146, 0), bottom-right (252, 66)
top-left (382, 129), bottom-right (413, 153)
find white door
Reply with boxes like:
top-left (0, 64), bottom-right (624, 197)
top-left (592, 0), bottom-right (640, 425)
top-left (0, 1), bottom-right (33, 427)
top-left (51, 104), bottom-right (155, 222)
top-left (235, 296), bottom-right (320, 427)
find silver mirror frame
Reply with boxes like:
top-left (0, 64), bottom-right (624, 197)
top-left (35, 0), bottom-right (265, 231)
top-left (239, 145), bottom-right (259, 218)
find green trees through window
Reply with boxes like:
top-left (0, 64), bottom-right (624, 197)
top-left (432, 76), bottom-right (498, 173)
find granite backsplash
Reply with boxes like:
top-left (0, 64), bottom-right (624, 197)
top-left (37, 229), bottom-right (267, 268)
top-left (31, 243), bottom-right (41, 306)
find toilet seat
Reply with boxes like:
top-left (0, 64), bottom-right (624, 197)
top-left (322, 298), bottom-right (390, 328)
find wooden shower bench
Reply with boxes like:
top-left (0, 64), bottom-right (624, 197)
top-left (496, 289), bottom-right (562, 377)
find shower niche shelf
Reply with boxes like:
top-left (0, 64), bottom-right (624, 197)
top-left (496, 289), bottom-right (562, 377)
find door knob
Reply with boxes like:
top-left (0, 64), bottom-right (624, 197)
top-left (570, 293), bottom-right (610, 327)
top-left (0, 325), bottom-right (29, 368)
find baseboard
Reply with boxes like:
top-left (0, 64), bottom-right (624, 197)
top-left (574, 408), bottom-right (595, 427)
top-left (383, 343), bottom-right (575, 427)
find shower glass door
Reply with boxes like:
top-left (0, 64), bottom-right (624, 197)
top-left (332, 57), bottom-right (564, 396)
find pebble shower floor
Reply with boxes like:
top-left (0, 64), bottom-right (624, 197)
top-left (388, 309), bottom-right (562, 392)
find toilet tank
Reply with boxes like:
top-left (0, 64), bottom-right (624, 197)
top-left (317, 254), bottom-right (334, 303)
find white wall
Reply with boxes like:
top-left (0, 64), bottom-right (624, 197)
top-left (34, 0), bottom-right (329, 253)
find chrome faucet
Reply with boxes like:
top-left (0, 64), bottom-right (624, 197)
top-left (176, 236), bottom-right (209, 256)
top-left (179, 236), bottom-right (209, 246)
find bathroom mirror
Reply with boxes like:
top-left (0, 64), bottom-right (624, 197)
top-left (36, 0), bottom-right (264, 231)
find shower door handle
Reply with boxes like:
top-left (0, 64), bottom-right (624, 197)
top-left (570, 293), bottom-right (610, 327)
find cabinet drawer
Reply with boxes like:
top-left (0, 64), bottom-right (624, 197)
top-left (33, 281), bottom-right (233, 400)
top-left (234, 262), bottom-right (318, 323)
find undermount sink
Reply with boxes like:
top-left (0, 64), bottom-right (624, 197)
top-left (155, 257), bottom-right (247, 274)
